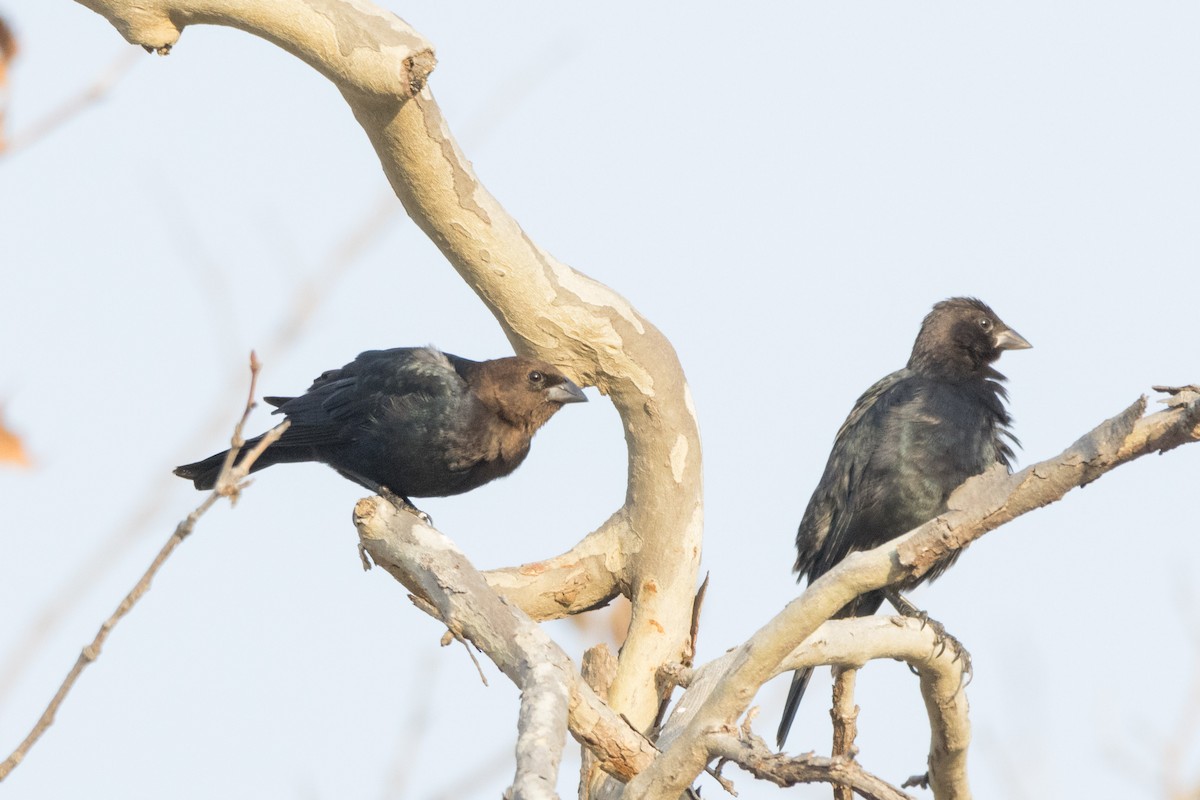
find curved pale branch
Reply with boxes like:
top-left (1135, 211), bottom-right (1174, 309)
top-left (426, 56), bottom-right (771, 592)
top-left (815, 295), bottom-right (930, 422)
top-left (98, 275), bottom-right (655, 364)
top-left (783, 618), bottom-right (971, 799)
top-left (75, 0), bottom-right (435, 100)
top-left (653, 617), bottom-right (969, 799)
top-left (75, 0), bottom-right (704, 733)
top-left (627, 386), bottom-right (1200, 800)
top-left (708, 732), bottom-right (912, 800)
top-left (366, 87), bottom-right (703, 730)
top-left (483, 513), bottom-right (631, 621)
top-left (355, 497), bottom-right (570, 800)
top-left (354, 498), bottom-right (659, 795)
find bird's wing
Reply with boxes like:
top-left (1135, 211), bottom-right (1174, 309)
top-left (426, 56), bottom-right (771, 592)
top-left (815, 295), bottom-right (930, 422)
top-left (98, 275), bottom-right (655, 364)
top-left (268, 347), bottom-right (469, 446)
top-left (793, 368), bottom-right (915, 580)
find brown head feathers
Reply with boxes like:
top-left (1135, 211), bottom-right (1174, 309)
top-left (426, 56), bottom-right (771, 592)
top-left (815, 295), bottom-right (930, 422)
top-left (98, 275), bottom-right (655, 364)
top-left (908, 297), bottom-right (1031, 381)
top-left (460, 356), bottom-right (588, 433)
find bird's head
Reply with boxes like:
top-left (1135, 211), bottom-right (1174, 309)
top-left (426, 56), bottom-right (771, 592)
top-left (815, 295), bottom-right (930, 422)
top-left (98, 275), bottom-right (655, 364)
top-left (472, 357), bottom-right (588, 431)
top-left (908, 297), bottom-right (1031, 379)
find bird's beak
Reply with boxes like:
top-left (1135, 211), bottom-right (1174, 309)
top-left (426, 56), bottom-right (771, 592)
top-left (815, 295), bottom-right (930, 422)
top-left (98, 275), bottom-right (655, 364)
top-left (547, 380), bottom-right (588, 404)
top-left (994, 327), bottom-right (1032, 351)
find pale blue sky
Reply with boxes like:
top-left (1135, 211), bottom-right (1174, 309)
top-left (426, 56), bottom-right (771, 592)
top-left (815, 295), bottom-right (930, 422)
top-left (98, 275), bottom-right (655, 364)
top-left (2, 3), bottom-right (1198, 798)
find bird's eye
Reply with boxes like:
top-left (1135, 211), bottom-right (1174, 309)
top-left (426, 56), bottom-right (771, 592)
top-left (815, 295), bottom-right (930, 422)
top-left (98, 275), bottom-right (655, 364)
top-left (978, 318), bottom-right (993, 331)
top-left (528, 370), bottom-right (544, 383)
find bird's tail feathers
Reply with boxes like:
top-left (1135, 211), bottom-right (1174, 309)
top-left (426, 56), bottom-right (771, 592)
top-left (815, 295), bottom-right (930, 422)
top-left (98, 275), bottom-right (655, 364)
top-left (776, 667), bottom-right (813, 750)
top-left (174, 450), bottom-right (236, 490)
top-left (173, 433), bottom-right (302, 490)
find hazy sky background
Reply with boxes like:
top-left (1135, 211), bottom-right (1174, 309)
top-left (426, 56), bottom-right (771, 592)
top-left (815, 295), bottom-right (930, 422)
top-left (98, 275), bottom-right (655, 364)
top-left (2, 3), bottom-right (1198, 798)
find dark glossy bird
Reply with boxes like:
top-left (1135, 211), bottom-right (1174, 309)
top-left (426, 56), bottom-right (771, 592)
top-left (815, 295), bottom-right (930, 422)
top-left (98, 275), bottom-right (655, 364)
top-left (175, 346), bottom-right (587, 501)
top-left (776, 297), bottom-right (1030, 748)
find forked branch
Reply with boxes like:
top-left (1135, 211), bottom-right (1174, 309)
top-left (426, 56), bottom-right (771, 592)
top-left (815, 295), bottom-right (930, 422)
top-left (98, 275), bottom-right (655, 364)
top-left (630, 386), bottom-right (1200, 800)
top-left (0, 355), bottom-right (287, 782)
top-left (353, 498), bottom-right (659, 799)
top-left (74, 0), bottom-right (703, 734)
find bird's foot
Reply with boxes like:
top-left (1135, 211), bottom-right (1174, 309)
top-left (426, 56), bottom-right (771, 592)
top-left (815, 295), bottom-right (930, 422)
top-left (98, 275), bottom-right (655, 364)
top-left (924, 619), bottom-right (973, 683)
top-left (334, 467), bottom-right (435, 525)
top-left (902, 772), bottom-right (930, 790)
top-left (378, 486), bottom-right (433, 526)
top-left (884, 590), bottom-right (973, 685)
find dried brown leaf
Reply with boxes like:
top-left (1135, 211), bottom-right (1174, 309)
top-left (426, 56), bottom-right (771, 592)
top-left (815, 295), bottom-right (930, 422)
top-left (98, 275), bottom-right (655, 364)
top-left (0, 410), bottom-right (30, 467)
top-left (0, 15), bottom-right (16, 69)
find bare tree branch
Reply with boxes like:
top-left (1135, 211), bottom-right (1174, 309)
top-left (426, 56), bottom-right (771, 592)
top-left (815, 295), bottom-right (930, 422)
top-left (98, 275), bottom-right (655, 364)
top-left (483, 514), bottom-right (630, 621)
top-left (0, 38), bottom-right (575, 709)
top-left (369, 86), bottom-right (703, 734)
top-left (75, 0), bottom-right (435, 95)
top-left (709, 730), bottom-right (912, 800)
top-left (62, 3), bottom-right (1200, 798)
top-left (0, 169), bottom-right (399, 712)
top-left (2, 48), bottom-right (139, 157)
top-left (630, 387), bottom-right (1200, 800)
top-left (580, 645), bottom-right (620, 800)
top-left (831, 666), bottom-right (860, 800)
top-left (75, 0), bottom-right (703, 736)
top-left (354, 504), bottom-right (658, 784)
top-left (654, 616), bottom-right (971, 799)
top-left (355, 497), bottom-right (662, 799)
top-left (0, 354), bottom-right (287, 782)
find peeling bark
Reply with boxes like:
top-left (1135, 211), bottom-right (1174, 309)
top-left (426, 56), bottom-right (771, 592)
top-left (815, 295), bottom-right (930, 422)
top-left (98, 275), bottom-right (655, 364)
top-left (629, 388), bottom-right (1200, 800)
top-left (64, 2), bottom-right (1200, 798)
top-left (579, 645), bottom-right (620, 799)
top-left (373, 89), bottom-right (703, 729)
top-left (355, 498), bottom-right (659, 795)
top-left (76, 0), bottom-right (435, 97)
top-left (72, 0), bottom-right (704, 735)
top-left (708, 733), bottom-right (912, 800)
top-left (356, 498), bottom-right (571, 800)
top-left (831, 666), bottom-right (859, 800)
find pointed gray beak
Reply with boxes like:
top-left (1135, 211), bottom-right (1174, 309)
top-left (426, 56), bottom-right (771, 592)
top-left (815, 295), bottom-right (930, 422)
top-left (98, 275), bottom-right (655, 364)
top-left (994, 327), bottom-right (1032, 351)
top-left (547, 379), bottom-right (588, 404)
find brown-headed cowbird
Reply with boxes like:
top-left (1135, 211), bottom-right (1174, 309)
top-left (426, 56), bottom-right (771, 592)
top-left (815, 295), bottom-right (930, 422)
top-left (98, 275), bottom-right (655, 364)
top-left (776, 297), bottom-right (1030, 748)
top-left (174, 346), bottom-right (587, 501)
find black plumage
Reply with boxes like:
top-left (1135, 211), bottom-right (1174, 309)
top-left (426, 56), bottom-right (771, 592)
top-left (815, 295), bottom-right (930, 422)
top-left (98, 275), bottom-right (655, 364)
top-left (174, 346), bottom-right (587, 500)
top-left (776, 297), bottom-right (1030, 748)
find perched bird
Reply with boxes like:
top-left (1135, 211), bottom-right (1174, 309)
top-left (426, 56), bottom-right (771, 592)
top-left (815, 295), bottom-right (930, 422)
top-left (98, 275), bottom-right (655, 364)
top-left (175, 346), bottom-right (587, 502)
top-left (776, 297), bottom-right (1030, 748)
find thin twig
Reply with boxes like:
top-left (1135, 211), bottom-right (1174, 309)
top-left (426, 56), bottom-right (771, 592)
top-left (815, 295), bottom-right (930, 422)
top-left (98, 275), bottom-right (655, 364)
top-left (406, 592), bottom-right (491, 687)
top-left (0, 36), bottom-right (577, 710)
top-left (2, 48), bottom-right (140, 157)
top-left (459, 638), bottom-right (489, 687)
top-left (0, 196), bottom-right (390, 710)
top-left (708, 758), bottom-right (739, 797)
top-left (0, 493), bottom-right (218, 781)
top-left (0, 354), bottom-right (286, 782)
